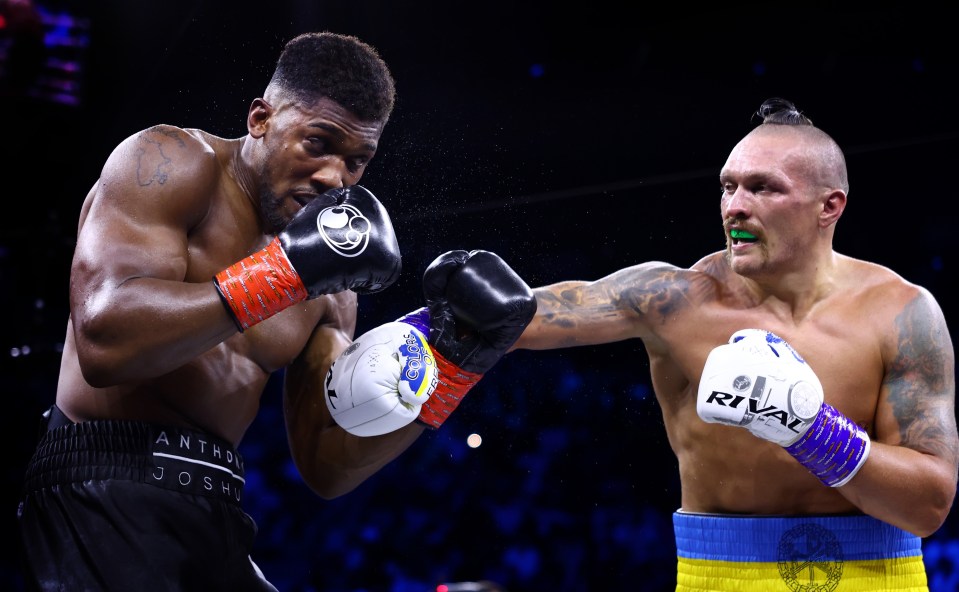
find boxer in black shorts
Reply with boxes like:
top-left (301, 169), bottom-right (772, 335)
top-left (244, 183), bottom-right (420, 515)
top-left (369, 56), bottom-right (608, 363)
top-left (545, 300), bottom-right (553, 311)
top-left (17, 31), bottom-right (535, 591)
top-left (21, 406), bottom-right (273, 590)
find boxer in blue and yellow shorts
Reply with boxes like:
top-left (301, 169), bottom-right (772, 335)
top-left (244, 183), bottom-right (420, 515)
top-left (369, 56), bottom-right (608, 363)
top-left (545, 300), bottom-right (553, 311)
top-left (512, 98), bottom-right (956, 592)
top-left (674, 512), bottom-right (926, 591)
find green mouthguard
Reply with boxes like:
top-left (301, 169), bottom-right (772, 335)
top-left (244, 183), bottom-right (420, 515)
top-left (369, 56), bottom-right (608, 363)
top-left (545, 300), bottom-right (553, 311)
top-left (730, 229), bottom-right (756, 239)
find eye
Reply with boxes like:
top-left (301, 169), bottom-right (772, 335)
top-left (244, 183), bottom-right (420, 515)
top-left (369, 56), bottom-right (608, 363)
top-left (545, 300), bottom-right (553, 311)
top-left (347, 156), bottom-right (370, 173)
top-left (305, 137), bottom-right (328, 154)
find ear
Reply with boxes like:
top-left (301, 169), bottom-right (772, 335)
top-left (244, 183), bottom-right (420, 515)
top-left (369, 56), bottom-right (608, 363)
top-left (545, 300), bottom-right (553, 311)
top-left (820, 189), bottom-right (846, 229)
top-left (247, 98), bottom-right (272, 138)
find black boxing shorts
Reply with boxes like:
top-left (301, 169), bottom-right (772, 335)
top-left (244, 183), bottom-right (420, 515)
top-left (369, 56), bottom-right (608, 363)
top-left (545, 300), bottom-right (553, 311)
top-left (17, 405), bottom-right (278, 592)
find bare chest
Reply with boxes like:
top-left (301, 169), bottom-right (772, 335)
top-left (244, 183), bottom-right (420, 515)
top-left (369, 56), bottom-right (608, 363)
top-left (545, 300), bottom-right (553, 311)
top-left (183, 202), bottom-right (328, 372)
top-left (654, 300), bottom-right (886, 426)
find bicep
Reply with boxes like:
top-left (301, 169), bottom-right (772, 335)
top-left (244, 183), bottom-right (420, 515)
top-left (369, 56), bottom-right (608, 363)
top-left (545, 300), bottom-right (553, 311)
top-left (875, 289), bottom-right (958, 465)
top-left (71, 128), bottom-right (214, 314)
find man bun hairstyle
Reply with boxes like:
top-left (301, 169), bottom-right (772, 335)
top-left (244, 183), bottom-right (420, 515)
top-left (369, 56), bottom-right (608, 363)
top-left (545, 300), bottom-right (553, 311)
top-left (752, 98), bottom-right (849, 193)
top-left (754, 97), bottom-right (814, 127)
top-left (269, 31), bottom-right (396, 123)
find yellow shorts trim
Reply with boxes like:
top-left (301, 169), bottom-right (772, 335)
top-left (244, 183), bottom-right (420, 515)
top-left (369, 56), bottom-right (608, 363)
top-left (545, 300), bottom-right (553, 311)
top-left (677, 555), bottom-right (927, 592)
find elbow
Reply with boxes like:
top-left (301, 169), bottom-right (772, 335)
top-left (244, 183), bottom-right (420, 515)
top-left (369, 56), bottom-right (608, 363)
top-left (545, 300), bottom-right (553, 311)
top-left (302, 472), bottom-right (361, 501)
top-left (73, 318), bottom-right (131, 387)
top-left (292, 453), bottom-right (363, 500)
top-left (911, 514), bottom-right (949, 539)
top-left (913, 484), bottom-right (957, 538)
top-left (898, 473), bottom-right (957, 538)
top-left (76, 347), bottom-right (124, 388)
top-left (313, 487), bottom-right (351, 502)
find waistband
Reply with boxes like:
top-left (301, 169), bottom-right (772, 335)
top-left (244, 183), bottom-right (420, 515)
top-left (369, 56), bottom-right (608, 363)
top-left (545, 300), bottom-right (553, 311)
top-left (23, 405), bottom-right (245, 504)
top-left (673, 511), bottom-right (922, 562)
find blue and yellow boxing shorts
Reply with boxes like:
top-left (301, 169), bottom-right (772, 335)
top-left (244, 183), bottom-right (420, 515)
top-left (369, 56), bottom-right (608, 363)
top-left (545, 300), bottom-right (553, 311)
top-left (674, 511), bottom-right (927, 591)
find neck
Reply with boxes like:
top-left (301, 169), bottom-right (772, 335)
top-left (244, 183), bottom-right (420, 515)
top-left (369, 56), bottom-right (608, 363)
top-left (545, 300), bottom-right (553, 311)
top-left (735, 250), bottom-right (840, 321)
top-left (230, 137), bottom-right (260, 217)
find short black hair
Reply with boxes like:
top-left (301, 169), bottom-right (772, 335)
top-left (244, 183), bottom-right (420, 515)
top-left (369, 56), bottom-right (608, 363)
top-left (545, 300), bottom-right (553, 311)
top-left (268, 31), bottom-right (396, 123)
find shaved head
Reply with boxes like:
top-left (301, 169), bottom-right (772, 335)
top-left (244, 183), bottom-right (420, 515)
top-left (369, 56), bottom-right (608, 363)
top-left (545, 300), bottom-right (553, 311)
top-left (746, 124), bottom-right (849, 194)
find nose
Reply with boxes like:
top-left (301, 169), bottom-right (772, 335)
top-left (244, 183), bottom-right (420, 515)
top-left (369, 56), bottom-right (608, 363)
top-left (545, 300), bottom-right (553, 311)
top-left (722, 187), bottom-right (751, 219)
top-left (310, 159), bottom-right (350, 190)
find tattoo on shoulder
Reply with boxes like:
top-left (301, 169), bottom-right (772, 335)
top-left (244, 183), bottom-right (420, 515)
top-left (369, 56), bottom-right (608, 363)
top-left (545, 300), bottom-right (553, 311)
top-left (886, 292), bottom-right (958, 459)
top-left (135, 128), bottom-right (184, 187)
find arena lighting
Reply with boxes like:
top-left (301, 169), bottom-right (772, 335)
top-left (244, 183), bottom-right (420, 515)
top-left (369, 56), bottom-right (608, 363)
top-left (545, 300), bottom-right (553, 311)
top-left (0, 0), bottom-right (90, 106)
top-left (438, 583), bottom-right (503, 592)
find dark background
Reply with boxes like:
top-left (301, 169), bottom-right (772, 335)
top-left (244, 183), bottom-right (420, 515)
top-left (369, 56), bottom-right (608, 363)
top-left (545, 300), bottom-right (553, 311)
top-left (3, 2), bottom-right (958, 591)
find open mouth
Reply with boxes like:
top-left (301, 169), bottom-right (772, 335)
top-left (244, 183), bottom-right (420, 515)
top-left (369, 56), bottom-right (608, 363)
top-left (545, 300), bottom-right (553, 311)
top-left (729, 228), bottom-right (758, 244)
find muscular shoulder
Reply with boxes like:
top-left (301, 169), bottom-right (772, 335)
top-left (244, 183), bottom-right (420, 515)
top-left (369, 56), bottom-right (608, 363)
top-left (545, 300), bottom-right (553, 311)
top-left (838, 255), bottom-right (931, 313)
top-left (95, 125), bottom-right (225, 227)
top-left (837, 255), bottom-right (951, 362)
top-left (108, 125), bottom-right (218, 178)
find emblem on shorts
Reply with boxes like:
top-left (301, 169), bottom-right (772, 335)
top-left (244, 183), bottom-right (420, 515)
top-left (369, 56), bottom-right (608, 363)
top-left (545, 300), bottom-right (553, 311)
top-left (732, 375), bottom-right (751, 391)
top-left (777, 523), bottom-right (843, 591)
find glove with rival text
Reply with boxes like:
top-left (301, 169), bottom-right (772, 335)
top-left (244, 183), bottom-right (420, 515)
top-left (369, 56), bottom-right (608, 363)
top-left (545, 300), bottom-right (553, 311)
top-left (697, 328), bottom-right (870, 487)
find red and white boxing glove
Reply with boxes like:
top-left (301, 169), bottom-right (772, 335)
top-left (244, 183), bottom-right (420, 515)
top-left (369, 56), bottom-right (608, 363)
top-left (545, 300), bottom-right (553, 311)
top-left (324, 322), bottom-right (438, 437)
top-left (697, 329), bottom-right (871, 487)
top-left (326, 250), bottom-right (535, 436)
top-left (399, 249), bottom-right (536, 430)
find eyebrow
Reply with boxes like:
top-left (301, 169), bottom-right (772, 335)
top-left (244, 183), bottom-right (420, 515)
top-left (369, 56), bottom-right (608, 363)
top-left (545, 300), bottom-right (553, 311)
top-left (308, 122), bottom-right (378, 153)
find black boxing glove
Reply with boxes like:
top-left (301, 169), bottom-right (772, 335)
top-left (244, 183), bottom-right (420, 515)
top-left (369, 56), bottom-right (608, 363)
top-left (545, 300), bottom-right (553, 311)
top-left (397, 249), bottom-right (536, 428)
top-left (215, 185), bottom-right (401, 331)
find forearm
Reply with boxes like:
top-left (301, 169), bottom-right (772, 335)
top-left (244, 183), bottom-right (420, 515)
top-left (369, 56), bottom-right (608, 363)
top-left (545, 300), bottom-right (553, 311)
top-left (837, 441), bottom-right (957, 537)
top-left (73, 277), bottom-right (237, 386)
top-left (283, 321), bottom-right (425, 498)
top-left (290, 419), bottom-right (424, 499)
top-left (284, 350), bottom-right (423, 498)
top-left (513, 282), bottom-right (639, 351)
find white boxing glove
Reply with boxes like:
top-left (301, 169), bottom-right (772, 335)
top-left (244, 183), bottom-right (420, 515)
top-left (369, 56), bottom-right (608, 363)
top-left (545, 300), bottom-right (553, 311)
top-left (324, 322), bottom-right (438, 437)
top-left (697, 328), bottom-right (824, 446)
top-left (697, 329), bottom-right (871, 487)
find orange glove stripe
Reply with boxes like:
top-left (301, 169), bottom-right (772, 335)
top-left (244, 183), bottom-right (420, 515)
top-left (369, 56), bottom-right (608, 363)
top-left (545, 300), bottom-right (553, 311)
top-left (214, 238), bottom-right (308, 330)
top-left (417, 350), bottom-right (483, 429)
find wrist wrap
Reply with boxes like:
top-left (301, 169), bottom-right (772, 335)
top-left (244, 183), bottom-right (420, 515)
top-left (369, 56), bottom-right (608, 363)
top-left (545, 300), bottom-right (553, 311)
top-left (214, 238), bottom-right (308, 331)
top-left (416, 351), bottom-right (482, 429)
top-left (785, 402), bottom-right (871, 487)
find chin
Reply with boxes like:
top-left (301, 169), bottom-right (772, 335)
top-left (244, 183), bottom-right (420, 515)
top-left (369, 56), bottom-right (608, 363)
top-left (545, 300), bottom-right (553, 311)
top-left (726, 251), bottom-right (763, 277)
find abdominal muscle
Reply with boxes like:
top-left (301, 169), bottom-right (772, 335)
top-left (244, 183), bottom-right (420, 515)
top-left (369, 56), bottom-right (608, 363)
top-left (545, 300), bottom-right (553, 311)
top-left (54, 320), bottom-right (277, 446)
top-left (668, 400), bottom-right (858, 516)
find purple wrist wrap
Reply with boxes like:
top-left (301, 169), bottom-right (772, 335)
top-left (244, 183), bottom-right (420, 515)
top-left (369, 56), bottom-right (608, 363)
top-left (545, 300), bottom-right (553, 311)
top-left (784, 402), bottom-right (871, 487)
top-left (397, 308), bottom-right (430, 337)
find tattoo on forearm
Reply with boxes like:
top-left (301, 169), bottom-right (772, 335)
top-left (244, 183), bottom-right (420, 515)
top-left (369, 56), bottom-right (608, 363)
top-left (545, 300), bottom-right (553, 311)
top-left (887, 293), bottom-right (958, 461)
top-left (537, 265), bottom-right (691, 339)
top-left (620, 268), bottom-right (691, 321)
